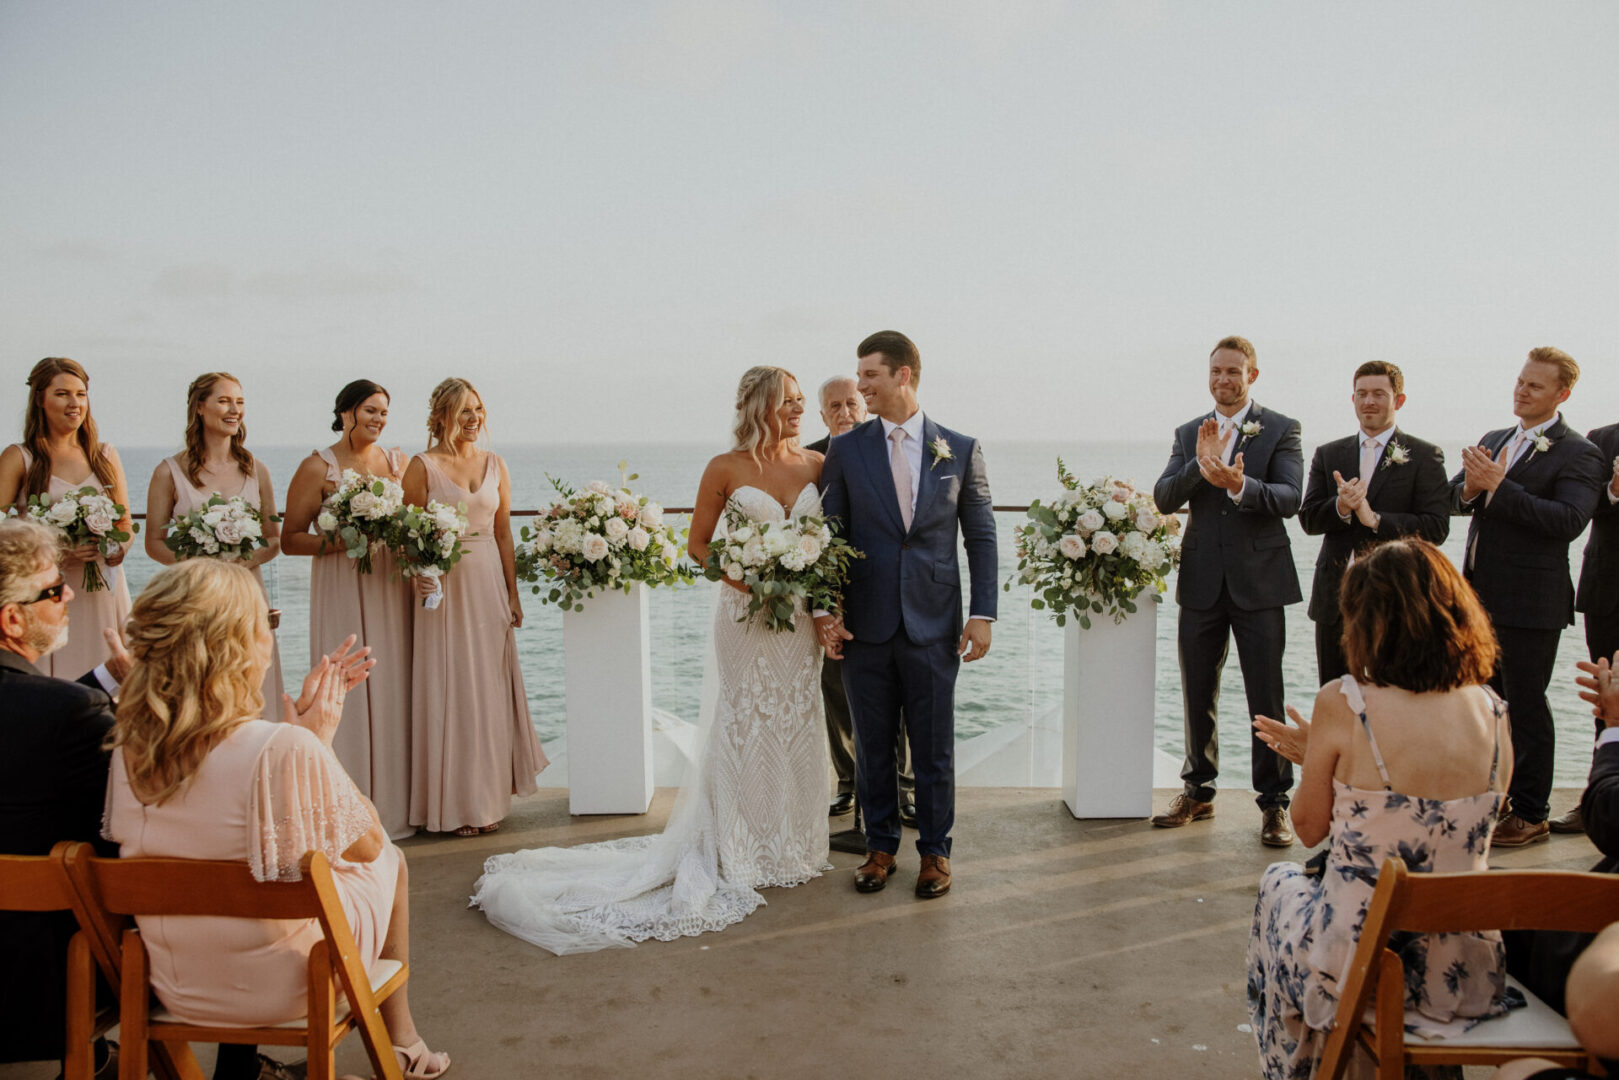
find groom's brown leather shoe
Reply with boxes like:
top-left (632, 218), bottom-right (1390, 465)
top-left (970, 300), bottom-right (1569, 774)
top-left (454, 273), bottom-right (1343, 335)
top-left (1150, 794), bottom-right (1214, 828)
top-left (915, 855), bottom-right (951, 899)
top-left (854, 851), bottom-right (897, 892)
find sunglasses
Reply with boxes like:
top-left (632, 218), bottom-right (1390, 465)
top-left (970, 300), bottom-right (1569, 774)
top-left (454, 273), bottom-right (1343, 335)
top-left (17, 579), bottom-right (68, 605)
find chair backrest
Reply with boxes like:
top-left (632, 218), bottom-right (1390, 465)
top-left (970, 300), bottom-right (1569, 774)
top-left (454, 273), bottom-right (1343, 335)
top-left (1320, 859), bottom-right (1619, 1080)
top-left (0, 842), bottom-right (78, 911)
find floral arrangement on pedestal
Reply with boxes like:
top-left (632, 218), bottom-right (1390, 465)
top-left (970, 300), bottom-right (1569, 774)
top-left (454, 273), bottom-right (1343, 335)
top-left (317, 469), bottom-right (406, 574)
top-left (26, 487), bottom-right (136, 591)
top-left (1008, 458), bottom-right (1181, 629)
top-left (515, 464), bottom-right (693, 613)
top-left (701, 501), bottom-right (862, 633)
top-left (390, 500), bottom-right (470, 610)
top-left (162, 495), bottom-right (271, 566)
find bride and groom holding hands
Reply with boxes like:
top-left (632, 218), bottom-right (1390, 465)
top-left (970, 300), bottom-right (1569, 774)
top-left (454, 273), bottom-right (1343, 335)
top-left (472, 330), bottom-right (998, 954)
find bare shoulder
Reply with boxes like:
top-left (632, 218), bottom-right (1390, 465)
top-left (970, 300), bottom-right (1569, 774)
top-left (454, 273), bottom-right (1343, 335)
top-left (798, 446), bottom-right (825, 465)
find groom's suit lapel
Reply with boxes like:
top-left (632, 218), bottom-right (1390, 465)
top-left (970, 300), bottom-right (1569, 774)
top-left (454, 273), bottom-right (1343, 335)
top-left (857, 419), bottom-right (907, 535)
top-left (910, 416), bottom-right (945, 534)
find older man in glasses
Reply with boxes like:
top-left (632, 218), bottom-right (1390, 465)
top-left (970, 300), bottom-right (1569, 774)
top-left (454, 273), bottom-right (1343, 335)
top-left (0, 518), bottom-right (127, 1074)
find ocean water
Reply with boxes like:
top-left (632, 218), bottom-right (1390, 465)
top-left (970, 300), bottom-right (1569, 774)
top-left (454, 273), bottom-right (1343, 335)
top-left (108, 439), bottom-right (1600, 786)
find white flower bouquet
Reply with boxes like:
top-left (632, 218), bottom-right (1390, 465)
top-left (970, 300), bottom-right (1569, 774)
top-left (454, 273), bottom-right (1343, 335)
top-left (26, 486), bottom-right (135, 592)
top-left (163, 494), bottom-right (274, 566)
top-left (388, 499), bottom-right (470, 609)
top-left (1008, 458), bottom-right (1182, 629)
top-left (701, 499), bottom-right (862, 632)
top-left (515, 467), bottom-right (693, 612)
top-left (318, 468), bottom-right (405, 574)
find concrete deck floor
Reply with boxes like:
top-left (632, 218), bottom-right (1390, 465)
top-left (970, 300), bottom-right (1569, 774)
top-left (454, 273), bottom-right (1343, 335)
top-left (2, 787), bottom-right (1603, 1080)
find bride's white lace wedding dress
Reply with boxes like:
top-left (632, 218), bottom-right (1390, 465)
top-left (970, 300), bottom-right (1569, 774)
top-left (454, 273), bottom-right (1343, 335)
top-left (471, 484), bottom-right (830, 954)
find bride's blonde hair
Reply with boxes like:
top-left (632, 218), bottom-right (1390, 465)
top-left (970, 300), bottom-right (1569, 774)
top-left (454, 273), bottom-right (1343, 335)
top-left (111, 559), bottom-right (270, 805)
top-left (732, 366), bottom-right (799, 469)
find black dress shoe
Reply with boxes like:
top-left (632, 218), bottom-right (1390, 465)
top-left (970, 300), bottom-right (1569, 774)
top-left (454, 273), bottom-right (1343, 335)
top-left (829, 793), bottom-right (855, 816)
top-left (899, 797), bottom-right (918, 829)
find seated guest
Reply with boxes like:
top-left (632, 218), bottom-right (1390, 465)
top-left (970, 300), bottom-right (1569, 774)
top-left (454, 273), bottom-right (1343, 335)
top-left (1245, 538), bottom-right (1516, 1080)
top-left (103, 560), bottom-right (449, 1080)
top-left (0, 518), bottom-right (124, 1076)
top-left (1489, 922), bottom-right (1619, 1079)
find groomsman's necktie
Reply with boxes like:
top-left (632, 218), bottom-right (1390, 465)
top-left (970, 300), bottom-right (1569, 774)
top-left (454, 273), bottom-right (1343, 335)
top-left (890, 427), bottom-right (913, 530)
top-left (1360, 437), bottom-right (1380, 483)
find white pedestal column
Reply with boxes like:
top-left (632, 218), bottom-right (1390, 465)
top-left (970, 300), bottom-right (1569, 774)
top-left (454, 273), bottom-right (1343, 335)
top-left (563, 584), bottom-right (655, 815)
top-left (1062, 602), bottom-right (1157, 819)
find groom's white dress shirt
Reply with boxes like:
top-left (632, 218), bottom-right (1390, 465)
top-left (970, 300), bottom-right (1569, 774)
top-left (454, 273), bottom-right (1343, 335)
top-left (1337, 424), bottom-right (1396, 523)
top-left (1464, 414), bottom-right (1559, 569)
top-left (1215, 400), bottom-right (1254, 506)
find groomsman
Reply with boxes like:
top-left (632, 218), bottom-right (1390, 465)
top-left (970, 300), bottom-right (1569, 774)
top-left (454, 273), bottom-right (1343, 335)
top-left (1452, 347), bottom-right (1606, 846)
top-left (1299, 361), bottom-right (1450, 684)
top-left (1153, 336), bottom-right (1303, 846)
top-left (1556, 420), bottom-right (1619, 833)
top-left (807, 377), bottom-right (915, 825)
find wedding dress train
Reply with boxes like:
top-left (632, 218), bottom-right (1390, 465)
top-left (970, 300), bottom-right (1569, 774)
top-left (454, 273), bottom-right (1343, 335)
top-left (470, 484), bottom-right (829, 954)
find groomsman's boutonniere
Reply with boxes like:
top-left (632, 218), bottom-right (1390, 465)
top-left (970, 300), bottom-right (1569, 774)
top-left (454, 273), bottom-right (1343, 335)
top-left (1382, 442), bottom-right (1410, 470)
top-left (1239, 421), bottom-right (1262, 440)
top-left (1533, 433), bottom-right (1552, 454)
top-left (928, 436), bottom-right (954, 470)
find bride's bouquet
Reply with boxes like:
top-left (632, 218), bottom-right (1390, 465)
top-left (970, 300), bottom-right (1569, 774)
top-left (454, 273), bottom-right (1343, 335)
top-left (702, 500), bottom-right (862, 632)
top-left (1008, 458), bottom-right (1181, 629)
top-left (26, 487), bottom-right (136, 592)
top-left (164, 495), bottom-right (275, 565)
top-left (317, 469), bottom-right (405, 574)
top-left (515, 467), bottom-right (693, 613)
top-left (388, 499), bottom-right (470, 610)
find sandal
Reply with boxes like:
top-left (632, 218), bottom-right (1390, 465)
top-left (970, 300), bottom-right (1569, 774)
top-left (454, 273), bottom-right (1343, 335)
top-left (479, 823), bottom-right (500, 834)
top-left (393, 1040), bottom-right (450, 1080)
top-left (452, 825), bottom-right (479, 838)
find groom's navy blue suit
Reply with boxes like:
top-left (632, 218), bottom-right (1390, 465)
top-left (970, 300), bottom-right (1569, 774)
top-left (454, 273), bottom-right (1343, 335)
top-left (820, 414), bottom-right (997, 858)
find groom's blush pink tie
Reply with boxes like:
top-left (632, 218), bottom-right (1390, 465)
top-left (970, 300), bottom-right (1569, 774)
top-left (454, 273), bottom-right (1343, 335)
top-left (890, 427), bottom-right (913, 530)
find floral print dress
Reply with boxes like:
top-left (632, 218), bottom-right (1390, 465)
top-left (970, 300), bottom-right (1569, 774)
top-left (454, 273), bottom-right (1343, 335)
top-left (1246, 676), bottom-right (1518, 1080)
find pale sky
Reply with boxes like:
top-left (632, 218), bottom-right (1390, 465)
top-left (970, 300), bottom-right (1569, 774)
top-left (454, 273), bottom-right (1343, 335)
top-left (3, 1), bottom-right (1617, 447)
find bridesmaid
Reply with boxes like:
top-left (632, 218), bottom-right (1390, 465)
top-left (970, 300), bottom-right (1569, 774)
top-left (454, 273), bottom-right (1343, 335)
top-left (402, 377), bottom-right (547, 836)
top-left (0, 358), bottom-right (134, 678)
top-left (143, 371), bottom-right (286, 722)
top-left (282, 379), bottom-right (416, 839)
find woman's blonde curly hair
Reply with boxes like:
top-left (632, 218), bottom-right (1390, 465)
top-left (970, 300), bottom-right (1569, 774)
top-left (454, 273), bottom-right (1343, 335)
top-left (425, 377), bottom-right (488, 450)
top-left (110, 559), bottom-right (270, 805)
top-left (732, 366), bottom-right (799, 469)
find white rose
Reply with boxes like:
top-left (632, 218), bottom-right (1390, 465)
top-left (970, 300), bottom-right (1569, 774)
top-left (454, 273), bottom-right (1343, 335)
top-left (1121, 531), bottom-right (1147, 558)
top-left (532, 530), bottom-right (553, 555)
top-left (317, 510), bottom-right (339, 533)
top-left (742, 538), bottom-right (766, 567)
top-left (628, 526), bottom-right (650, 551)
top-left (1141, 541), bottom-right (1166, 570)
top-left (240, 518), bottom-right (263, 540)
top-left (1102, 499), bottom-right (1127, 521)
top-left (662, 541), bottom-right (680, 564)
top-left (639, 504), bottom-right (664, 528)
top-left (725, 562), bottom-right (744, 581)
top-left (188, 526), bottom-right (210, 546)
top-left (581, 534), bottom-right (610, 562)
top-left (730, 525), bottom-right (754, 543)
top-left (1135, 509), bottom-right (1161, 534)
top-left (797, 533), bottom-right (822, 563)
top-left (202, 507), bottom-right (227, 527)
top-left (605, 517), bottom-right (629, 544)
top-left (83, 510), bottom-right (113, 535)
top-left (215, 520), bottom-right (245, 545)
top-left (1058, 534), bottom-right (1086, 560)
top-left (588, 481), bottom-right (611, 495)
top-left (763, 529), bottom-right (792, 557)
top-left (1077, 509), bottom-right (1105, 534)
top-left (1090, 530), bottom-right (1119, 555)
top-left (46, 500), bottom-right (79, 526)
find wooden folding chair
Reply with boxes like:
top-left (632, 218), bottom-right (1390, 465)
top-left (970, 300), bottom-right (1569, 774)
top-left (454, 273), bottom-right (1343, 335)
top-left (0, 842), bottom-right (112, 1080)
top-left (1318, 858), bottom-right (1619, 1079)
top-left (65, 844), bottom-right (408, 1080)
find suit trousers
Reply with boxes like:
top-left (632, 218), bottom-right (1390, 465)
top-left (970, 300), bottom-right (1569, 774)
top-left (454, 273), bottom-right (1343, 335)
top-left (1492, 623), bottom-right (1564, 824)
top-left (841, 629), bottom-right (959, 858)
top-left (1314, 617), bottom-right (1348, 687)
top-left (1176, 584), bottom-right (1293, 807)
top-left (823, 655), bottom-right (913, 798)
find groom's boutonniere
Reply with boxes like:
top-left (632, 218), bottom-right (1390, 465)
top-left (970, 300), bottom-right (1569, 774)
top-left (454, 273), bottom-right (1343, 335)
top-left (1239, 421), bottom-right (1262, 440)
top-left (1382, 442), bottom-right (1410, 470)
top-left (928, 436), bottom-right (954, 470)
top-left (1533, 433), bottom-right (1552, 454)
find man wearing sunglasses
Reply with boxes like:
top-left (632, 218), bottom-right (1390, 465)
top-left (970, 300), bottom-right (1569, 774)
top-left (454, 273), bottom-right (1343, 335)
top-left (0, 517), bottom-right (127, 1076)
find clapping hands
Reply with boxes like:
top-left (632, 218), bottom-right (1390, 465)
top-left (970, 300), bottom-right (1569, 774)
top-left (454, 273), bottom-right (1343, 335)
top-left (1253, 706), bottom-right (1310, 765)
top-left (1460, 442), bottom-right (1510, 501)
top-left (285, 634), bottom-right (375, 747)
top-left (1575, 654), bottom-right (1619, 730)
top-left (1332, 471), bottom-right (1378, 528)
top-left (1195, 419), bottom-right (1245, 494)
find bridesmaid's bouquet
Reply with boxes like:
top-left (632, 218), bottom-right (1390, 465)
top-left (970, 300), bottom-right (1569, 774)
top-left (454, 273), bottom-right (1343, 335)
top-left (1008, 457), bottom-right (1182, 629)
top-left (164, 494), bottom-right (275, 564)
top-left (318, 469), bottom-right (405, 574)
top-left (390, 499), bottom-right (470, 610)
top-left (702, 501), bottom-right (862, 632)
top-left (26, 487), bottom-right (135, 592)
top-left (515, 466), bottom-right (693, 613)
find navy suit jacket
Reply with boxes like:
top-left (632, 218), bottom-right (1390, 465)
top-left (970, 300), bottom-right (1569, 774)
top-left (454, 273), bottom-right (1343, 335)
top-left (1298, 429), bottom-right (1451, 622)
top-left (1153, 401), bottom-right (1304, 611)
top-left (1450, 415), bottom-right (1606, 630)
top-left (0, 650), bottom-right (117, 1063)
top-left (1576, 423), bottom-right (1619, 618)
top-left (820, 415), bottom-right (997, 646)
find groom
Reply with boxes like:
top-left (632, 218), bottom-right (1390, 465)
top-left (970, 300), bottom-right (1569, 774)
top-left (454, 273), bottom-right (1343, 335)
top-left (817, 330), bottom-right (998, 900)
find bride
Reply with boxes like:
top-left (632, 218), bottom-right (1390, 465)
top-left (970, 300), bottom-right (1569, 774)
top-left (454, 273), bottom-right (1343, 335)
top-left (471, 366), bottom-right (831, 954)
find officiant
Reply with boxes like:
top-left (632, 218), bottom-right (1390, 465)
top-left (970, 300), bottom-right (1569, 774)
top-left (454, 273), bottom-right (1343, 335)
top-left (807, 375), bottom-right (915, 827)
